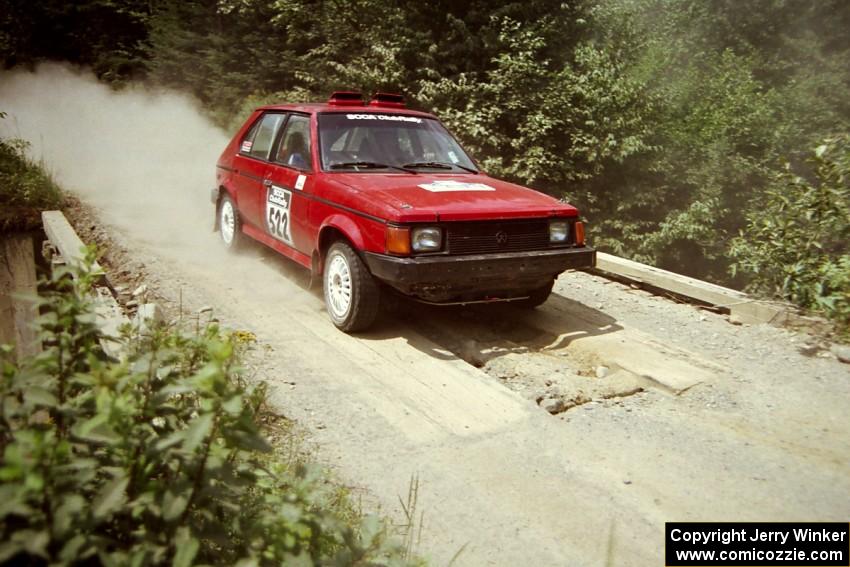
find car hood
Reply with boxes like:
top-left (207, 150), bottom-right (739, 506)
top-left (330, 173), bottom-right (577, 222)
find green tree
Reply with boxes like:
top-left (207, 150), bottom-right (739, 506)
top-left (0, 0), bottom-right (150, 81)
top-left (583, 0), bottom-right (850, 281)
top-left (731, 136), bottom-right (850, 329)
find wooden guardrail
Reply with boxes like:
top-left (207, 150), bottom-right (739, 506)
top-left (42, 210), bottom-right (104, 275)
top-left (42, 210), bottom-right (130, 357)
top-left (592, 252), bottom-right (789, 325)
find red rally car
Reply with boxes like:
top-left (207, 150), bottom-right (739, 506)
top-left (212, 91), bottom-right (596, 332)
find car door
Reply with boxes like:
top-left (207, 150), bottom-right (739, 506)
top-left (264, 113), bottom-right (314, 253)
top-left (231, 112), bottom-right (286, 228)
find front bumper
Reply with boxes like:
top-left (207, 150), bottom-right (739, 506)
top-left (363, 247), bottom-right (596, 302)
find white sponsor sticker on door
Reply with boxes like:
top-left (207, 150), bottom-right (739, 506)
top-left (295, 174), bottom-right (306, 190)
top-left (267, 185), bottom-right (293, 245)
top-left (418, 180), bottom-right (495, 192)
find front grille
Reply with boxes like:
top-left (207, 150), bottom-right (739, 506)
top-left (445, 220), bottom-right (553, 255)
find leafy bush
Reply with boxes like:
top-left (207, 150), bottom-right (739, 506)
top-left (0, 252), bottom-right (413, 566)
top-left (730, 135), bottom-right (850, 330)
top-left (418, 18), bottom-right (652, 193)
top-left (0, 112), bottom-right (64, 232)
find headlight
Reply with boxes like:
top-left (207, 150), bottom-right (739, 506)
top-left (549, 220), bottom-right (569, 243)
top-left (411, 226), bottom-right (442, 252)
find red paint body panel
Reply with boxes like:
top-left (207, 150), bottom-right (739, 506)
top-left (243, 223), bottom-right (312, 268)
top-left (215, 100), bottom-right (589, 274)
top-left (230, 156), bottom-right (268, 227)
top-left (329, 172), bottom-right (577, 223)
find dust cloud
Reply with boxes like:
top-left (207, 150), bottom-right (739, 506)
top-left (1, 62), bottom-right (341, 326)
top-left (0, 64), bottom-right (292, 287)
top-left (0, 63), bottom-right (228, 253)
top-left (0, 63), bottom-right (319, 313)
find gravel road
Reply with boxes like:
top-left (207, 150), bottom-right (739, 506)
top-left (67, 200), bottom-right (850, 567)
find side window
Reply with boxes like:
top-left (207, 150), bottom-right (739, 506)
top-left (274, 114), bottom-right (312, 170)
top-left (240, 113), bottom-right (285, 160)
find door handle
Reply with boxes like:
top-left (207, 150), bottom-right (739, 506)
top-left (263, 179), bottom-right (273, 186)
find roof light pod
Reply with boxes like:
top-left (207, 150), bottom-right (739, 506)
top-left (328, 91), bottom-right (364, 106)
top-left (369, 93), bottom-right (406, 108)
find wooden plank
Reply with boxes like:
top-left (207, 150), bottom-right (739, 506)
top-left (592, 252), bottom-right (790, 324)
top-left (41, 210), bottom-right (103, 275)
top-left (729, 300), bottom-right (788, 325)
top-left (0, 235), bottom-right (40, 362)
top-left (94, 286), bottom-right (128, 359)
top-left (594, 252), bottom-right (748, 306)
top-left (41, 210), bottom-right (130, 356)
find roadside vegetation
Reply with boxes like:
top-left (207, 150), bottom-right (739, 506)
top-left (731, 136), bottom-right (850, 331)
top-left (0, 251), bottom-right (416, 565)
top-left (1, 1), bottom-right (848, 323)
top-left (0, 113), bottom-right (63, 232)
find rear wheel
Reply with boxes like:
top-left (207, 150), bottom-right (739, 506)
top-left (323, 242), bottom-right (381, 332)
top-left (218, 195), bottom-right (243, 252)
top-left (516, 279), bottom-right (554, 309)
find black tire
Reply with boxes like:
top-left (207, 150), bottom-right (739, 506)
top-left (516, 279), bottom-right (555, 309)
top-left (323, 241), bottom-right (381, 332)
top-left (218, 195), bottom-right (244, 252)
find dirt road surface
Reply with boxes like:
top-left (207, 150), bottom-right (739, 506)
top-left (3, 67), bottom-right (848, 566)
top-left (70, 201), bottom-right (850, 567)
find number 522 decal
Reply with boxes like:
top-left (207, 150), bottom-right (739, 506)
top-left (267, 185), bottom-right (293, 245)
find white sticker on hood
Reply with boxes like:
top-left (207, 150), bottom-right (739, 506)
top-left (418, 180), bottom-right (495, 192)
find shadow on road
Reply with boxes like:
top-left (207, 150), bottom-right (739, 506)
top-left (362, 289), bottom-right (624, 368)
top-left (246, 238), bottom-right (621, 367)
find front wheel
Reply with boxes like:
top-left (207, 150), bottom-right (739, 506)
top-left (323, 242), bottom-right (381, 332)
top-left (516, 279), bottom-right (555, 309)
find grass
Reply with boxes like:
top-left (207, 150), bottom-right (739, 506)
top-left (0, 118), bottom-right (64, 232)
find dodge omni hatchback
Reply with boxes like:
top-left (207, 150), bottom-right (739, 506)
top-left (213, 91), bottom-right (596, 331)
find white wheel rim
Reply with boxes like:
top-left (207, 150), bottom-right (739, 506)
top-left (326, 253), bottom-right (352, 319)
top-left (220, 200), bottom-right (235, 245)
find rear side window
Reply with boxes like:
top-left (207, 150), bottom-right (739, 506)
top-left (240, 113), bottom-right (285, 159)
top-left (274, 114), bottom-right (312, 170)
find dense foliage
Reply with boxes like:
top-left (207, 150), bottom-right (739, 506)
top-left (0, 253), bottom-right (413, 565)
top-left (0, 0), bottom-right (149, 81)
top-left (0, 115), bottom-right (64, 232)
top-left (731, 136), bottom-right (850, 329)
top-left (2, 0), bottom-right (849, 324)
top-left (585, 0), bottom-right (850, 285)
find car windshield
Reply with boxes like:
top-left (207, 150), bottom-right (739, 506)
top-left (318, 113), bottom-right (478, 173)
